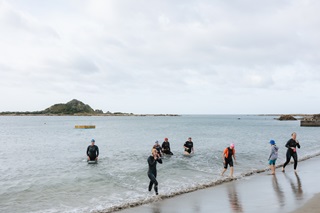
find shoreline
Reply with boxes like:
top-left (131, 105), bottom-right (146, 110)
top-left (93, 153), bottom-right (320, 213)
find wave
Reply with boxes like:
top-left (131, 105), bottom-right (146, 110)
top-left (93, 151), bottom-right (320, 213)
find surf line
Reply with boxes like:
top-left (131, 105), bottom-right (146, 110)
top-left (93, 152), bottom-right (320, 213)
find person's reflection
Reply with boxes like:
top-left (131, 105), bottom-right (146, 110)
top-left (227, 183), bottom-right (244, 212)
top-left (152, 202), bottom-right (161, 213)
top-left (284, 172), bottom-right (303, 200)
top-left (272, 175), bottom-right (285, 206)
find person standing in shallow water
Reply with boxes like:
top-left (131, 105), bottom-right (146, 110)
top-left (268, 140), bottom-right (279, 175)
top-left (86, 139), bottom-right (99, 161)
top-left (282, 132), bottom-right (301, 172)
top-left (147, 149), bottom-right (162, 195)
top-left (221, 143), bottom-right (236, 178)
top-left (183, 137), bottom-right (194, 155)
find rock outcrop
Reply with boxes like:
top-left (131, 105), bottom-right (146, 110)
top-left (301, 114), bottom-right (320, 127)
top-left (277, 115), bottom-right (297, 121)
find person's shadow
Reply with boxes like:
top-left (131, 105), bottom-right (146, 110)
top-left (227, 183), bottom-right (244, 212)
top-left (284, 172), bottom-right (303, 200)
top-left (272, 175), bottom-right (285, 207)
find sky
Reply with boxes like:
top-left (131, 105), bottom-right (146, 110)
top-left (0, 0), bottom-right (319, 114)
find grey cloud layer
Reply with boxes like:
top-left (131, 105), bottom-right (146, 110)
top-left (0, 0), bottom-right (319, 113)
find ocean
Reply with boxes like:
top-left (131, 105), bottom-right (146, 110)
top-left (0, 115), bottom-right (319, 213)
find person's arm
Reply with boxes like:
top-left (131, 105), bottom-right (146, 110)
top-left (222, 150), bottom-right (226, 163)
top-left (96, 146), bottom-right (99, 157)
top-left (296, 140), bottom-right (301, 149)
top-left (233, 150), bottom-right (236, 161)
top-left (183, 142), bottom-right (187, 149)
top-left (268, 148), bottom-right (273, 160)
top-left (86, 146), bottom-right (89, 156)
top-left (157, 157), bottom-right (163, 164)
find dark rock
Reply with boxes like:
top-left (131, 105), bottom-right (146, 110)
top-left (278, 115), bottom-right (297, 121)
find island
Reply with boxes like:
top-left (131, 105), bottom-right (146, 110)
top-left (0, 99), bottom-right (179, 116)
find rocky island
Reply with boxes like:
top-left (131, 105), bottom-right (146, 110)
top-left (277, 114), bottom-right (297, 121)
top-left (0, 99), bottom-right (179, 116)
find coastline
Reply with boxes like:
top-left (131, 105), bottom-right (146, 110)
top-left (110, 155), bottom-right (320, 213)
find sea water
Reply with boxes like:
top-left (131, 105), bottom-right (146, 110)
top-left (0, 115), bottom-right (319, 213)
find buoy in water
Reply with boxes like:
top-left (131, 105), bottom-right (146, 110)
top-left (75, 125), bottom-right (95, 129)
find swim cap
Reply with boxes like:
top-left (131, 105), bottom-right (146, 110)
top-left (155, 140), bottom-right (159, 144)
top-left (164, 137), bottom-right (168, 140)
top-left (230, 143), bottom-right (235, 148)
top-left (91, 139), bottom-right (95, 142)
top-left (270, 140), bottom-right (275, 145)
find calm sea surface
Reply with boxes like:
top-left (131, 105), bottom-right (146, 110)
top-left (0, 115), bottom-right (319, 213)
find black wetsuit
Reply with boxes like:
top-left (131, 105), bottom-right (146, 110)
top-left (87, 145), bottom-right (99, 161)
top-left (224, 147), bottom-right (234, 169)
top-left (147, 155), bottom-right (162, 195)
top-left (283, 139), bottom-right (300, 170)
top-left (162, 141), bottom-right (173, 155)
top-left (184, 141), bottom-right (193, 154)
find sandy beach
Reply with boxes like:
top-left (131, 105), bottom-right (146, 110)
top-left (116, 156), bottom-right (320, 213)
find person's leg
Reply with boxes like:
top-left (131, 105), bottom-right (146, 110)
top-left (148, 173), bottom-right (158, 195)
top-left (282, 152), bottom-right (291, 171)
top-left (221, 161), bottom-right (228, 176)
top-left (229, 161), bottom-right (234, 177)
top-left (148, 181), bottom-right (153, 191)
top-left (293, 153), bottom-right (298, 171)
top-left (230, 166), bottom-right (234, 177)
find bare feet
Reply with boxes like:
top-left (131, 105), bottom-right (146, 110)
top-left (282, 167), bottom-right (285, 172)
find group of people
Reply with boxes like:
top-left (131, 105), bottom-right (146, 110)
top-left (86, 132), bottom-right (301, 196)
top-left (268, 132), bottom-right (301, 175)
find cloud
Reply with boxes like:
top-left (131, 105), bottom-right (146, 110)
top-left (0, 0), bottom-right (319, 113)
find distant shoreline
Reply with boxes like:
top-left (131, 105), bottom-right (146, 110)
top-left (0, 113), bottom-right (180, 117)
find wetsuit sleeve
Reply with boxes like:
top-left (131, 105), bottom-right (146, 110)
top-left (161, 142), bottom-right (165, 149)
top-left (157, 158), bottom-right (163, 164)
top-left (96, 146), bottom-right (99, 157)
top-left (86, 146), bottom-right (89, 156)
top-left (296, 141), bottom-right (301, 149)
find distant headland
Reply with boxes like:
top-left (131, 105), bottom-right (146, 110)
top-left (0, 99), bottom-right (179, 116)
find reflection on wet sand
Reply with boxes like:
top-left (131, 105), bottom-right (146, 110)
top-left (284, 172), bottom-right (303, 200)
top-left (227, 183), bottom-right (244, 213)
top-left (272, 175), bottom-right (285, 206)
top-left (152, 202), bottom-right (161, 213)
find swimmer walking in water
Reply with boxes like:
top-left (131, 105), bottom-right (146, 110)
top-left (221, 143), bottom-right (236, 178)
top-left (147, 149), bottom-right (163, 195)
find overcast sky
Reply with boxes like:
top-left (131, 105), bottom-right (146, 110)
top-left (0, 0), bottom-right (319, 114)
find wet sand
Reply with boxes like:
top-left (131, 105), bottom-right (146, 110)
top-left (117, 156), bottom-right (320, 213)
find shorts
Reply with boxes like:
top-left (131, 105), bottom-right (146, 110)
top-left (224, 159), bottom-right (233, 169)
top-left (269, 159), bottom-right (277, 165)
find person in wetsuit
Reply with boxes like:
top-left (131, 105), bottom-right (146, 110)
top-left (162, 137), bottom-right (173, 155)
top-left (183, 137), bottom-right (194, 154)
top-left (147, 148), bottom-right (163, 195)
top-left (221, 143), bottom-right (236, 178)
top-left (282, 132), bottom-right (301, 172)
top-left (153, 141), bottom-right (162, 157)
top-left (87, 139), bottom-right (99, 161)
